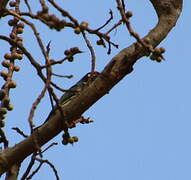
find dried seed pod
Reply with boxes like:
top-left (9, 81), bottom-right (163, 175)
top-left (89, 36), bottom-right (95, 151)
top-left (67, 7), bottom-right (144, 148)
top-left (0, 71), bottom-right (8, 79)
top-left (2, 97), bottom-right (10, 107)
top-left (12, 53), bottom-right (18, 60)
top-left (17, 23), bottom-right (25, 29)
top-left (16, 27), bottom-right (24, 34)
top-left (68, 137), bottom-right (74, 144)
top-left (9, 32), bottom-right (17, 39)
top-left (0, 108), bottom-right (7, 115)
top-left (159, 47), bottom-right (165, 54)
top-left (0, 90), bottom-right (6, 100)
top-left (0, 120), bottom-right (5, 127)
top-left (64, 50), bottom-right (70, 56)
top-left (7, 104), bottom-right (14, 111)
top-left (72, 136), bottom-right (79, 142)
top-left (153, 48), bottom-right (162, 56)
top-left (62, 139), bottom-right (68, 145)
top-left (70, 47), bottom-right (80, 54)
top-left (8, 19), bottom-right (17, 26)
top-left (67, 55), bottom-right (74, 62)
top-left (125, 11), bottom-right (133, 18)
top-left (74, 27), bottom-right (81, 34)
top-left (156, 56), bottom-right (163, 62)
top-left (150, 54), bottom-right (157, 61)
top-left (80, 21), bottom-right (88, 30)
top-left (8, 81), bottom-right (17, 88)
top-left (13, 66), bottom-right (20, 72)
top-left (17, 54), bottom-right (23, 60)
top-left (96, 39), bottom-right (104, 46)
top-left (12, 52), bottom-right (23, 60)
top-left (2, 60), bottom-right (10, 68)
top-left (9, 1), bottom-right (16, 7)
top-left (4, 53), bottom-right (12, 60)
top-left (58, 20), bottom-right (66, 29)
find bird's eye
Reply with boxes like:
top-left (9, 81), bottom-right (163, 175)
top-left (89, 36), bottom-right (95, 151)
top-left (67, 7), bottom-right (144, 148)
top-left (87, 73), bottom-right (91, 78)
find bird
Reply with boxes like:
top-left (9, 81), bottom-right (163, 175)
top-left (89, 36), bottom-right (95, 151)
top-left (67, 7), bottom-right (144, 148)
top-left (35, 71), bottom-right (99, 130)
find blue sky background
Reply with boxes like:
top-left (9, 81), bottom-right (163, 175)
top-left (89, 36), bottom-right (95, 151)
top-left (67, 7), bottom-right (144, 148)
top-left (0, 0), bottom-right (190, 179)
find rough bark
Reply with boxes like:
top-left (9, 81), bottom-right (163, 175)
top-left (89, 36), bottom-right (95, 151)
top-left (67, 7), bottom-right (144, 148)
top-left (0, 0), bottom-right (183, 175)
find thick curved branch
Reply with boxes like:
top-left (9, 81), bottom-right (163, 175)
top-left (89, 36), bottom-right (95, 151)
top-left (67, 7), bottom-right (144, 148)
top-left (0, 0), bottom-right (183, 175)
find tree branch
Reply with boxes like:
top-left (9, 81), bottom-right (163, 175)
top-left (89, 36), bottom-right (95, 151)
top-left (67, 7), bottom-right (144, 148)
top-left (0, 0), bottom-right (9, 17)
top-left (0, 0), bottom-right (183, 175)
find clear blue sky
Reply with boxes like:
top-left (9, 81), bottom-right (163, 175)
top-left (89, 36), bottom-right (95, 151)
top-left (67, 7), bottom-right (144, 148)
top-left (0, 0), bottom-right (190, 179)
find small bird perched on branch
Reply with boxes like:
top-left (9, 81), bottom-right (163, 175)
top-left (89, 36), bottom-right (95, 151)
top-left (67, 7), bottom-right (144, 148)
top-left (35, 71), bottom-right (99, 130)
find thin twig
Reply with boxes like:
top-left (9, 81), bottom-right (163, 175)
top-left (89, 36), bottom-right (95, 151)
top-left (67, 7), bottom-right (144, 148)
top-left (52, 73), bottom-right (73, 79)
top-left (45, 42), bottom-right (54, 130)
top-left (106, 19), bottom-right (122, 35)
top-left (12, 127), bottom-right (28, 138)
top-left (28, 86), bottom-right (47, 132)
top-left (81, 31), bottom-right (96, 73)
top-left (21, 152), bottom-right (37, 180)
top-left (95, 9), bottom-right (113, 31)
top-left (121, 0), bottom-right (126, 10)
top-left (35, 158), bottom-right (59, 180)
top-left (39, 0), bottom-right (46, 9)
top-left (26, 161), bottom-right (43, 179)
top-left (24, 0), bottom-right (32, 12)
top-left (40, 57), bottom-right (68, 68)
top-left (40, 142), bottom-right (58, 154)
top-left (50, 81), bottom-right (76, 93)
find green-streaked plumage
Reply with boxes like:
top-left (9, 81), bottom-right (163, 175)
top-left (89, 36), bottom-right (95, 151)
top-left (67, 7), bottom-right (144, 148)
top-left (41, 72), bottom-right (99, 126)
